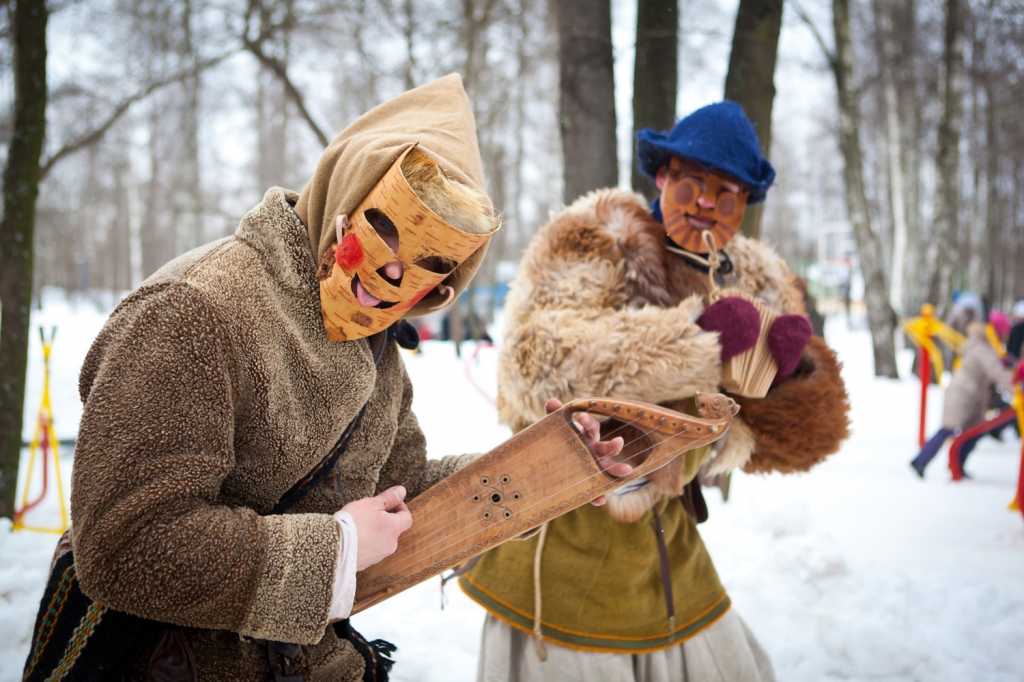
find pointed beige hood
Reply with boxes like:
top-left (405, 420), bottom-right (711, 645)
top-left (295, 74), bottom-right (494, 317)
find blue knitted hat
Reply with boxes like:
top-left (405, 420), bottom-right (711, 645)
top-left (635, 101), bottom-right (775, 204)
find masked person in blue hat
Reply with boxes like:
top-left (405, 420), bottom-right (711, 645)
top-left (460, 102), bottom-right (850, 682)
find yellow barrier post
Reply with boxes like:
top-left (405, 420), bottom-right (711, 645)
top-left (902, 305), bottom-right (966, 447)
top-left (13, 327), bottom-right (69, 534)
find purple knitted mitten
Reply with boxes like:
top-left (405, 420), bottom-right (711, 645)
top-left (768, 314), bottom-right (813, 382)
top-left (697, 297), bottom-right (761, 361)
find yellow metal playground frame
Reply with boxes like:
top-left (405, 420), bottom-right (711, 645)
top-left (13, 327), bottom-right (69, 534)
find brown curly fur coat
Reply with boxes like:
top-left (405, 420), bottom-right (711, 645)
top-left (71, 189), bottom-right (474, 681)
top-left (498, 189), bottom-right (850, 511)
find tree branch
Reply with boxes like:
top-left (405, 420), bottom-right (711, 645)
top-left (241, 0), bottom-right (329, 148)
top-left (242, 36), bottom-right (330, 148)
top-left (40, 50), bottom-right (239, 180)
top-left (789, 0), bottom-right (837, 69)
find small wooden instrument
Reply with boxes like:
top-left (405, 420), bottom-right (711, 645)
top-left (691, 231), bottom-right (779, 399)
top-left (718, 291), bottom-right (779, 399)
top-left (351, 393), bottom-right (737, 614)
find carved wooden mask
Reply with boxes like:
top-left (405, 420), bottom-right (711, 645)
top-left (661, 157), bottom-right (750, 253)
top-left (320, 148), bottom-right (492, 342)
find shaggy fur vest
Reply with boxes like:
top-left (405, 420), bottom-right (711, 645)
top-left (462, 190), bottom-right (850, 653)
top-left (497, 188), bottom-right (850, 518)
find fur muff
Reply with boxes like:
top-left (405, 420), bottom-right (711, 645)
top-left (704, 418), bottom-right (757, 476)
top-left (498, 189), bottom-right (850, 519)
top-left (736, 336), bottom-right (851, 474)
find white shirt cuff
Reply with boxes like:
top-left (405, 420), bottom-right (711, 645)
top-left (329, 510), bottom-right (358, 620)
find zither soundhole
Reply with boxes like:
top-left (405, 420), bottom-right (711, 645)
top-left (472, 473), bottom-right (521, 523)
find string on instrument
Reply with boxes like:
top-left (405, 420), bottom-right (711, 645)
top-left (373, 405), bottom-right (716, 575)
top-left (367, 418), bottom-right (717, 583)
top-left (380, 407), bottom-right (657, 551)
top-left (361, 407), bottom-right (725, 584)
top-left (368, 407), bottom-right (658, 563)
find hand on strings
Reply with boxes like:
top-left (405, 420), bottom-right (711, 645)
top-left (545, 398), bottom-right (628, 507)
top-left (343, 485), bottom-right (413, 571)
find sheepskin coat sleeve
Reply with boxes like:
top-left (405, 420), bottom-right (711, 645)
top-left (499, 189), bottom-right (849, 475)
top-left (70, 188), bottom-right (468, 673)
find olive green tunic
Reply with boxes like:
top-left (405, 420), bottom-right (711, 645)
top-left (461, 446), bottom-right (729, 654)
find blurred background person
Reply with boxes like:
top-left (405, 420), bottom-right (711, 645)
top-left (911, 317), bottom-right (1023, 478)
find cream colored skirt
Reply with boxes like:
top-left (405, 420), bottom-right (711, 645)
top-left (475, 610), bottom-right (775, 682)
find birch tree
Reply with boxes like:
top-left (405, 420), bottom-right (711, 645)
top-left (871, 0), bottom-right (909, 316)
top-left (794, 0), bottom-right (899, 377)
top-left (926, 0), bottom-right (966, 316)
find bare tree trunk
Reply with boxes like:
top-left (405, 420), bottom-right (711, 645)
top-left (510, 0), bottom-right (530, 254)
top-left (983, 76), bottom-right (999, 306)
top-left (180, 0), bottom-right (203, 253)
top-left (872, 0), bottom-right (909, 317)
top-left (884, 77), bottom-right (908, 316)
top-left (448, 298), bottom-right (465, 357)
top-left (113, 145), bottom-right (132, 292)
top-left (243, 0), bottom-right (328, 149)
top-left (723, 0), bottom-right (783, 240)
top-left (142, 99), bottom-right (168, 278)
top-left (402, 0), bottom-right (416, 90)
top-left (456, 0), bottom-right (500, 352)
top-left (966, 49), bottom-right (984, 298)
top-left (255, 5), bottom-right (291, 193)
top-left (926, 0), bottom-right (966, 316)
top-left (895, 0), bottom-right (925, 314)
top-left (833, 0), bottom-right (899, 377)
top-left (630, 0), bottom-right (677, 199)
top-left (554, 0), bottom-right (617, 204)
top-left (0, 0), bottom-right (48, 520)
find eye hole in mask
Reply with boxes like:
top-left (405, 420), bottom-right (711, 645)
top-left (414, 255), bottom-right (457, 274)
top-left (364, 208), bottom-right (404, 286)
top-left (365, 209), bottom-right (400, 253)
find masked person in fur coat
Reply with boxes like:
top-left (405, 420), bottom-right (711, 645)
top-left (460, 102), bottom-right (851, 682)
top-left (24, 75), bottom-right (580, 682)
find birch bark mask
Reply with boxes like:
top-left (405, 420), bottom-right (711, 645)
top-left (660, 157), bottom-right (750, 253)
top-left (319, 147), bottom-right (493, 342)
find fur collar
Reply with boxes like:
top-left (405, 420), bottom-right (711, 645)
top-left (596, 189), bottom-right (804, 315)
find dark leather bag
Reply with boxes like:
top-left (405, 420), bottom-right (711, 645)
top-left (147, 629), bottom-right (198, 682)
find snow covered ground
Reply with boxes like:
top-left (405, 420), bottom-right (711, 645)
top-left (2, 290), bottom-right (1023, 681)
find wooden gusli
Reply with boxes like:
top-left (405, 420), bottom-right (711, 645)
top-left (351, 392), bottom-right (737, 614)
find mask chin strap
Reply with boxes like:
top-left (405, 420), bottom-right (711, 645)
top-left (699, 232), bottom-right (730, 303)
top-left (428, 284), bottom-right (455, 311)
top-left (665, 230), bottom-right (722, 271)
